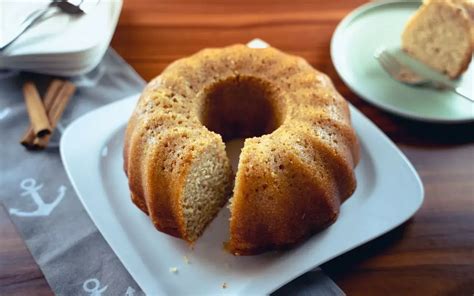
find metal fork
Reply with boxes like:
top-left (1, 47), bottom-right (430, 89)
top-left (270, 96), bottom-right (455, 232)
top-left (374, 49), bottom-right (473, 103)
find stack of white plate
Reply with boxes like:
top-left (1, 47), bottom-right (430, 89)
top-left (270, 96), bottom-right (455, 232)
top-left (0, 0), bottom-right (123, 76)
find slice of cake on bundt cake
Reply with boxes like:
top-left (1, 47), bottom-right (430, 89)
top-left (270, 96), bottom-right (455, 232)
top-left (123, 44), bottom-right (360, 255)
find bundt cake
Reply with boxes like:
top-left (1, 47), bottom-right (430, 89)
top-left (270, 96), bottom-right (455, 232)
top-left (402, 0), bottom-right (474, 79)
top-left (123, 44), bottom-right (360, 255)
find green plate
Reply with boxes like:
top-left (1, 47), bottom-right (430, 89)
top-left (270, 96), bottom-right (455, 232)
top-left (331, 0), bottom-right (474, 123)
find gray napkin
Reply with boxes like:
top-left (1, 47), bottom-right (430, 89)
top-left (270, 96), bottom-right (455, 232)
top-left (0, 48), bottom-right (344, 296)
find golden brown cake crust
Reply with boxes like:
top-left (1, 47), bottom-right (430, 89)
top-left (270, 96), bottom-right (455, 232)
top-left (226, 73), bottom-right (359, 255)
top-left (124, 44), bottom-right (359, 253)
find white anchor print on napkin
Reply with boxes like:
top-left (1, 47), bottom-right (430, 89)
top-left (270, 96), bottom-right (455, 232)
top-left (9, 178), bottom-right (66, 217)
top-left (0, 107), bottom-right (11, 120)
top-left (125, 286), bottom-right (136, 296)
top-left (83, 278), bottom-right (108, 296)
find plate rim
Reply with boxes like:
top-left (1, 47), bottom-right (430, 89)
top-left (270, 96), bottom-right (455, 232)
top-left (60, 93), bottom-right (424, 294)
top-left (330, 0), bottom-right (474, 124)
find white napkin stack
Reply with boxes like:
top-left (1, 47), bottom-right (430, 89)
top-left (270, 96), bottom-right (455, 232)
top-left (0, 0), bottom-right (122, 76)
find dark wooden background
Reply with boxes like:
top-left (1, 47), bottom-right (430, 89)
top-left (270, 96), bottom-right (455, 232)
top-left (1, 0), bottom-right (473, 295)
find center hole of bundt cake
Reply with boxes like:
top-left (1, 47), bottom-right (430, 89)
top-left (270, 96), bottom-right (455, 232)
top-left (200, 76), bottom-right (282, 141)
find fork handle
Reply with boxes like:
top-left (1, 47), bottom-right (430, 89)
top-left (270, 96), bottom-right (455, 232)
top-left (449, 87), bottom-right (474, 103)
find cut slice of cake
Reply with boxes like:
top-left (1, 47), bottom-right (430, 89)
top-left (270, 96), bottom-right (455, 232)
top-left (402, 0), bottom-right (473, 79)
top-left (439, 0), bottom-right (474, 20)
top-left (427, 0), bottom-right (474, 41)
top-left (450, 0), bottom-right (474, 43)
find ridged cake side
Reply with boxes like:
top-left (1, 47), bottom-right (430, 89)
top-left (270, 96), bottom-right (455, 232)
top-left (226, 67), bottom-right (359, 255)
top-left (124, 76), bottom-right (233, 242)
top-left (124, 44), bottom-right (359, 252)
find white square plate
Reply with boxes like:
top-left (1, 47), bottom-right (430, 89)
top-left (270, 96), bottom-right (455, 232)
top-left (61, 94), bottom-right (423, 295)
top-left (0, 0), bottom-right (123, 76)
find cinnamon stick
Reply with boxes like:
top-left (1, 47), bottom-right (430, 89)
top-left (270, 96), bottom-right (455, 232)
top-left (33, 81), bottom-right (76, 149)
top-left (23, 81), bottom-right (51, 138)
top-left (20, 79), bottom-right (64, 148)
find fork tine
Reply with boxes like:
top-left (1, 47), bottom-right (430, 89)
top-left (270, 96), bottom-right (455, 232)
top-left (382, 51), bottom-right (403, 70)
top-left (377, 54), bottom-right (398, 76)
top-left (379, 51), bottom-right (400, 72)
top-left (376, 49), bottom-right (430, 86)
top-left (377, 58), bottom-right (392, 74)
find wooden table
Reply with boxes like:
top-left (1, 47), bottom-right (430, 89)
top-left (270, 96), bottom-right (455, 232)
top-left (1, 0), bottom-right (473, 295)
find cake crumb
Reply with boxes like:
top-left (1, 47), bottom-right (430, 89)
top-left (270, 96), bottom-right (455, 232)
top-left (222, 282), bottom-right (228, 289)
top-left (183, 255), bottom-right (190, 264)
top-left (169, 267), bottom-right (178, 274)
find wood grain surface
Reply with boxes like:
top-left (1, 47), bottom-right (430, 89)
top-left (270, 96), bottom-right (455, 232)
top-left (1, 0), bottom-right (473, 295)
